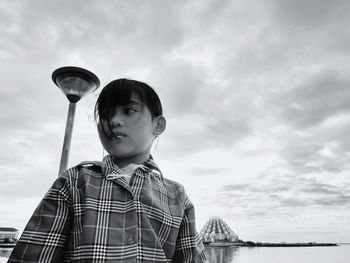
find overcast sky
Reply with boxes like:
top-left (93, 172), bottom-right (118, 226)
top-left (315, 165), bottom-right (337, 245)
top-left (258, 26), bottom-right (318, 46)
top-left (1, 0), bottom-right (350, 243)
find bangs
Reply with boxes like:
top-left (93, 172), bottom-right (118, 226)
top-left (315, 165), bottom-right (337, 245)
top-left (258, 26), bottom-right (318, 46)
top-left (94, 79), bottom-right (145, 121)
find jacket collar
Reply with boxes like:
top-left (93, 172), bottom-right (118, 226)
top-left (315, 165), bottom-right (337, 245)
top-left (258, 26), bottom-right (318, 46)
top-left (102, 154), bottom-right (162, 177)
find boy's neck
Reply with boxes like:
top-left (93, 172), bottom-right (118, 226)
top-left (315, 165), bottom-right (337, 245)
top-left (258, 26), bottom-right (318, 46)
top-left (111, 153), bottom-right (150, 169)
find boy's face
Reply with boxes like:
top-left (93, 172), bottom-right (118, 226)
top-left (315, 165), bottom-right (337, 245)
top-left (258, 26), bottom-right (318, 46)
top-left (97, 97), bottom-right (157, 163)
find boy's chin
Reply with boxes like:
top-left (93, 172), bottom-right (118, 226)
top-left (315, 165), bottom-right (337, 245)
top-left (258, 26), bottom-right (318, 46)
top-left (108, 149), bottom-right (135, 159)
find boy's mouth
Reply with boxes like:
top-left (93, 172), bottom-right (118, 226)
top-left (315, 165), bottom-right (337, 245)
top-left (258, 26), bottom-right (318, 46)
top-left (112, 131), bottom-right (127, 140)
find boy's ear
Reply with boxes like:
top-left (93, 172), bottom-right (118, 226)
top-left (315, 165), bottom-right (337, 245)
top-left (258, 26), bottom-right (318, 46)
top-left (153, 116), bottom-right (166, 136)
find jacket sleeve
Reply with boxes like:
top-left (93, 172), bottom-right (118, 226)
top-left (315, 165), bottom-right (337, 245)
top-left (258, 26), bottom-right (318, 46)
top-left (8, 173), bottom-right (72, 263)
top-left (173, 194), bottom-right (209, 263)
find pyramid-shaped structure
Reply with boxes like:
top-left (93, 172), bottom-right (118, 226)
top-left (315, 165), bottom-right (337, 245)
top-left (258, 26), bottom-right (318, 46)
top-left (200, 217), bottom-right (239, 243)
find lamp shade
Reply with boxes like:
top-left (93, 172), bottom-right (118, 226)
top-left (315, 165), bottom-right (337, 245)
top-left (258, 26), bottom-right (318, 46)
top-left (52, 66), bottom-right (100, 103)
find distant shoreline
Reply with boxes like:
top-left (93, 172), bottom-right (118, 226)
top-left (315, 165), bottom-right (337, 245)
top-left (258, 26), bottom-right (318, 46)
top-left (204, 242), bottom-right (339, 247)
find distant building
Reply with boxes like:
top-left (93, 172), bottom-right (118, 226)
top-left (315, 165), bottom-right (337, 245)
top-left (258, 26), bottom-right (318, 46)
top-left (200, 217), bottom-right (239, 243)
top-left (0, 227), bottom-right (19, 241)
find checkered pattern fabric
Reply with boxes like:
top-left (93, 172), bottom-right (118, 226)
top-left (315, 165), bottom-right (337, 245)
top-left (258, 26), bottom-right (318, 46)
top-left (8, 155), bottom-right (208, 262)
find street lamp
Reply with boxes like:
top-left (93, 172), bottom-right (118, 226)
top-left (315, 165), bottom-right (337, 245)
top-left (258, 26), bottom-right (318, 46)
top-left (52, 66), bottom-right (100, 175)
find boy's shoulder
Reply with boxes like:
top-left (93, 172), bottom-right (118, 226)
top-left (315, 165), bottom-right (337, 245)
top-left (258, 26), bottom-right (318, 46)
top-left (162, 177), bottom-right (184, 191)
top-left (63, 160), bottom-right (104, 179)
top-left (78, 160), bottom-right (104, 168)
top-left (161, 176), bottom-right (188, 198)
top-left (161, 177), bottom-right (194, 208)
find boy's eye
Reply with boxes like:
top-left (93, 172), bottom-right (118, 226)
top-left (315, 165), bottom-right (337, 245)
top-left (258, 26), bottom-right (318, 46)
top-left (124, 107), bottom-right (138, 114)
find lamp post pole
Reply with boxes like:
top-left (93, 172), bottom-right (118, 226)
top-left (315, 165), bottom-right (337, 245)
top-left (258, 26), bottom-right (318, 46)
top-left (52, 66), bottom-right (100, 175)
top-left (59, 102), bottom-right (76, 175)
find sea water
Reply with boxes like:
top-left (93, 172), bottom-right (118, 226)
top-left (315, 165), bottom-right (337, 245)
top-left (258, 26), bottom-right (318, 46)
top-left (205, 244), bottom-right (350, 263)
top-left (1, 245), bottom-right (349, 262)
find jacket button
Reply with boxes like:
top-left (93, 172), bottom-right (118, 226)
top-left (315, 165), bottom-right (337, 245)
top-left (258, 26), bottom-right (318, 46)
top-left (127, 235), bottom-right (135, 245)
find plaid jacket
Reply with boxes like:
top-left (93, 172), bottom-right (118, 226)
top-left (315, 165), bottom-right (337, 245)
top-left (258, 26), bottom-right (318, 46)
top-left (9, 155), bottom-right (208, 263)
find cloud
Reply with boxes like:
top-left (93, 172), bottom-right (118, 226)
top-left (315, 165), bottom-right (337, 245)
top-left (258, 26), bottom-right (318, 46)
top-left (158, 115), bottom-right (251, 158)
top-left (300, 182), bottom-right (346, 195)
top-left (222, 184), bottom-right (250, 192)
top-left (150, 59), bottom-right (207, 117)
top-left (279, 197), bottom-right (312, 207)
top-left (272, 0), bottom-right (349, 27)
top-left (191, 167), bottom-right (232, 176)
top-left (219, 176), bottom-right (350, 210)
top-left (15, 0), bottom-right (187, 52)
top-left (313, 195), bottom-right (350, 206)
top-left (203, 118), bottom-right (251, 146)
top-left (222, 183), bottom-right (290, 194)
top-left (0, 121), bottom-right (63, 199)
top-left (279, 71), bottom-right (350, 128)
top-left (276, 121), bottom-right (350, 174)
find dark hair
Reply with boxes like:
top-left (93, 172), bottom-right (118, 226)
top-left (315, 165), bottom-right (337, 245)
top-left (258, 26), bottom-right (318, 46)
top-left (94, 79), bottom-right (163, 137)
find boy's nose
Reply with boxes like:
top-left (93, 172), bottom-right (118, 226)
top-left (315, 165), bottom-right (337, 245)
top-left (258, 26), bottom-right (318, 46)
top-left (109, 112), bottom-right (124, 127)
